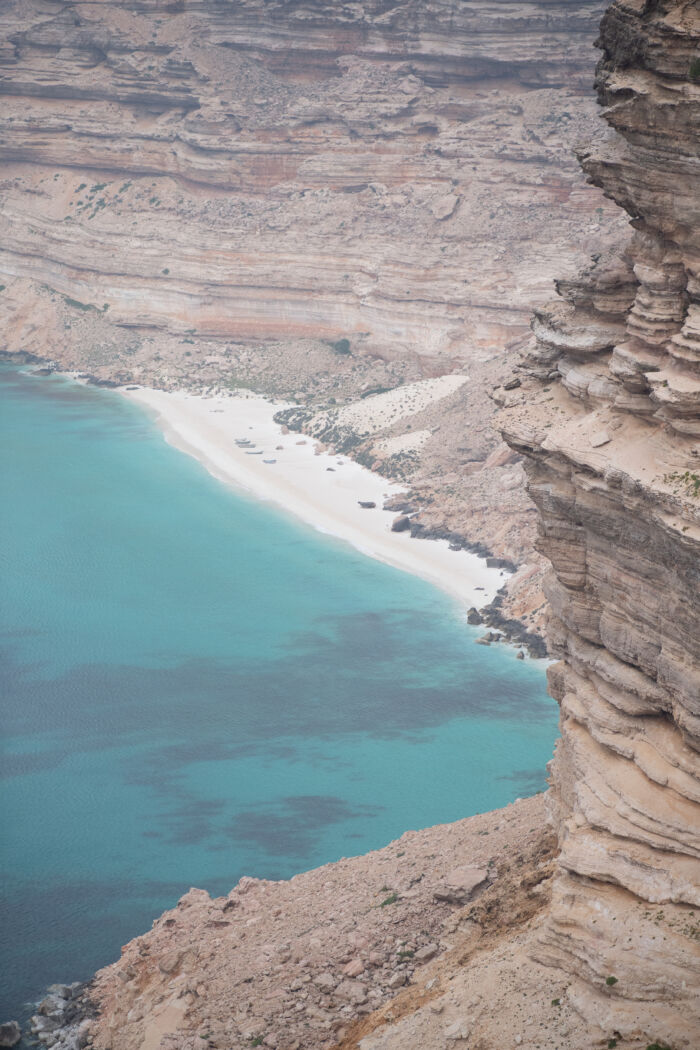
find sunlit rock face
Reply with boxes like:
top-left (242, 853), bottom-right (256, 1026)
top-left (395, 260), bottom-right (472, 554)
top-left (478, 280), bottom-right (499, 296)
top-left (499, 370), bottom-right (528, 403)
top-left (0, 0), bottom-right (621, 375)
top-left (502, 1), bottom-right (700, 1043)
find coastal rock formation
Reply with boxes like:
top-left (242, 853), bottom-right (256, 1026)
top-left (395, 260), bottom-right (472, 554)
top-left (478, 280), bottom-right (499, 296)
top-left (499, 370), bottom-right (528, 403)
top-left (499, 0), bottom-right (700, 1042)
top-left (64, 799), bottom-right (593, 1050)
top-left (0, 0), bottom-right (627, 629)
top-left (5, 2), bottom-right (699, 1048)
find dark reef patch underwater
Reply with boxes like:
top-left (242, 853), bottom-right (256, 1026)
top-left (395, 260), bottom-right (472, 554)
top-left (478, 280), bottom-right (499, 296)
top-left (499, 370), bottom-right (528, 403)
top-left (0, 364), bottom-right (557, 1022)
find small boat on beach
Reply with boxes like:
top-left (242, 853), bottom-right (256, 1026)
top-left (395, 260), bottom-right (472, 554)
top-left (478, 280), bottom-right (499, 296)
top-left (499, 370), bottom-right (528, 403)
top-left (245, 450), bottom-right (263, 455)
top-left (263, 459), bottom-right (277, 464)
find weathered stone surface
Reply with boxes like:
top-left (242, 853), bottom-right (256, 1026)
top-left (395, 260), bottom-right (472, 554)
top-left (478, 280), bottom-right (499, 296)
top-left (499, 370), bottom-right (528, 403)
top-left (433, 866), bottom-right (488, 904)
top-left (0, 1022), bottom-right (21, 1048)
top-left (501, 2), bottom-right (700, 1044)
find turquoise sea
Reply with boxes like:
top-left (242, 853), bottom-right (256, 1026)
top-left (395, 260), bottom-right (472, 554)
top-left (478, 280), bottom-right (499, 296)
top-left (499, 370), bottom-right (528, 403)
top-left (0, 363), bottom-right (557, 1023)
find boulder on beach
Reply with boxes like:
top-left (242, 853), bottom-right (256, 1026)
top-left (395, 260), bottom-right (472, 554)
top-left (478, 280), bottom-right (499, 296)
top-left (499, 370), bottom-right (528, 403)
top-left (391, 515), bottom-right (411, 532)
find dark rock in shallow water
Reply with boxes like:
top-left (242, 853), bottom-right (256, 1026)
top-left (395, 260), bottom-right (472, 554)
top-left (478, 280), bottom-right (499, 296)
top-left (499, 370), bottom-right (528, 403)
top-left (0, 1022), bottom-right (21, 1047)
top-left (39, 995), bottom-right (65, 1018)
top-left (86, 376), bottom-right (118, 388)
top-left (26, 982), bottom-right (95, 1050)
top-left (467, 607), bottom-right (483, 625)
top-left (479, 586), bottom-right (548, 659)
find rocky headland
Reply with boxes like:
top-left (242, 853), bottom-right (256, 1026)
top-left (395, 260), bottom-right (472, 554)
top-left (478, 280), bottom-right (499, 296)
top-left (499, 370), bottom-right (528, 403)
top-left (2, 1), bottom-right (699, 1048)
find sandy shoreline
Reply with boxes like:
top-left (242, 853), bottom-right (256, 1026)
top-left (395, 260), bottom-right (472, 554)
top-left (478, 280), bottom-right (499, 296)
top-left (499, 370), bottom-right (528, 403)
top-left (122, 386), bottom-right (507, 610)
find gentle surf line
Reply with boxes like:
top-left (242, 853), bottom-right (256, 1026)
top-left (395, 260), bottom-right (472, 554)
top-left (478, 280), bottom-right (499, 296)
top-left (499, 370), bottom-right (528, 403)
top-left (122, 385), bottom-right (507, 611)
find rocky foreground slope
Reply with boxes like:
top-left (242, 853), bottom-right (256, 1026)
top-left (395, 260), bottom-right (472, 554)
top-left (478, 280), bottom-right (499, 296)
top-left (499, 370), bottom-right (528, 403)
top-left (0, 0), bottom-right (629, 633)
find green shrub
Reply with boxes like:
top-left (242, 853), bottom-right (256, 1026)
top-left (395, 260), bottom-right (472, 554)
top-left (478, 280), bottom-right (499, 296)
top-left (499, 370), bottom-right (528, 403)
top-left (664, 470), bottom-right (700, 498)
top-left (605, 976), bottom-right (618, 987)
top-left (689, 57), bottom-right (700, 81)
top-left (332, 338), bottom-right (351, 355)
top-left (380, 892), bottom-right (398, 907)
top-left (63, 296), bottom-right (94, 311)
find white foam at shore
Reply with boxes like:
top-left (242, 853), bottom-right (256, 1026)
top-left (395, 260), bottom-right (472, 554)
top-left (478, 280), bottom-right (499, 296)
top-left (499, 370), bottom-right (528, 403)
top-left (122, 386), bottom-right (507, 610)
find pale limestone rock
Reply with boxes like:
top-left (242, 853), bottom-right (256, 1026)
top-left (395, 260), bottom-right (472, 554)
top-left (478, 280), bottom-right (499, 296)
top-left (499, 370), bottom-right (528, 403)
top-left (433, 866), bottom-right (488, 904)
top-left (500, 2), bottom-right (700, 1043)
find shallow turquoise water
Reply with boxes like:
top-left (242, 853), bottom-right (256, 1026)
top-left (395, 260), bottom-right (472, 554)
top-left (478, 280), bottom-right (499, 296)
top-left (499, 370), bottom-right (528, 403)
top-left (0, 363), bottom-right (556, 1021)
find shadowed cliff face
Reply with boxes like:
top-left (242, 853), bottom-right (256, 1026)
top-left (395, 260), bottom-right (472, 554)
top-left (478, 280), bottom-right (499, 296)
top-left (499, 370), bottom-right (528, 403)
top-left (502, 0), bottom-right (700, 1042)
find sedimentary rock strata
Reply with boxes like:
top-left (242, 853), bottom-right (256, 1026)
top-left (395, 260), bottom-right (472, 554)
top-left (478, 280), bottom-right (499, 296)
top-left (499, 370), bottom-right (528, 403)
top-left (6, 2), bottom-right (699, 1047)
top-left (0, 0), bottom-right (627, 623)
top-left (499, 1), bottom-right (700, 1043)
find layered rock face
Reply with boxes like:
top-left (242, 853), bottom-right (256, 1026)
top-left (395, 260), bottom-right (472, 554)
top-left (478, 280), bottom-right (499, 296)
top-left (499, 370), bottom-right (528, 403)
top-left (0, 0), bottom-right (617, 365)
top-left (502, 1), bottom-right (700, 1042)
top-left (0, 0), bottom-right (627, 609)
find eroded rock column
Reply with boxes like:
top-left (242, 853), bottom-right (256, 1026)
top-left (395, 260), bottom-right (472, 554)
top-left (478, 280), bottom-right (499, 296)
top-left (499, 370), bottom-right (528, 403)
top-left (501, 1), bottom-right (700, 1043)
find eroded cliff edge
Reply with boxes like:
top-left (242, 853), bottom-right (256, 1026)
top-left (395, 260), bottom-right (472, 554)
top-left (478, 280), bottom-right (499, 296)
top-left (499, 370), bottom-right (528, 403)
top-left (499, 0), bottom-right (700, 1041)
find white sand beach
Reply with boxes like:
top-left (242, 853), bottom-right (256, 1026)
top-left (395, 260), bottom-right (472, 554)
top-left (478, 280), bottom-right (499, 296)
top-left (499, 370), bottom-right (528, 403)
top-left (122, 385), bottom-right (507, 610)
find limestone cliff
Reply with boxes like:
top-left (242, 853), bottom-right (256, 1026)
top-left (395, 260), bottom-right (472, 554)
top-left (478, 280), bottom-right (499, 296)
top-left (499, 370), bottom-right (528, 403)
top-left (5, 3), bottom-right (699, 1047)
top-left (0, 0), bottom-right (626, 621)
top-left (500, 0), bottom-right (700, 1041)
